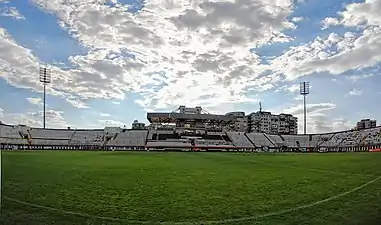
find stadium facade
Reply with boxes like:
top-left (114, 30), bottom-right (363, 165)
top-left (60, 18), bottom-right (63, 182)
top-left (0, 106), bottom-right (381, 152)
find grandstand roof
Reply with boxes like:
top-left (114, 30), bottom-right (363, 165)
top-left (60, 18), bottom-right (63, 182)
top-left (147, 112), bottom-right (236, 124)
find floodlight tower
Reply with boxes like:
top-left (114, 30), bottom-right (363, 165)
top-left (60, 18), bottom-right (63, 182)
top-left (300, 82), bottom-right (310, 135)
top-left (39, 67), bottom-right (51, 129)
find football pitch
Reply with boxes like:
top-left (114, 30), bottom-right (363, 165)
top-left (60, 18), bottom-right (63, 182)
top-left (1, 151), bottom-right (381, 225)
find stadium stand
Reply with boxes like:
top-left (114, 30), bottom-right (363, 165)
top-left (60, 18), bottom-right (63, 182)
top-left (70, 130), bottom-right (105, 145)
top-left (1, 123), bottom-right (381, 152)
top-left (29, 128), bottom-right (74, 139)
top-left (226, 132), bottom-right (254, 148)
top-left (280, 135), bottom-right (310, 148)
top-left (246, 133), bottom-right (275, 148)
top-left (28, 128), bottom-right (74, 146)
top-left (107, 130), bottom-right (148, 147)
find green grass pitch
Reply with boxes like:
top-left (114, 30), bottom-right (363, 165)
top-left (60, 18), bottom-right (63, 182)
top-left (1, 151), bottom-right (381, 225)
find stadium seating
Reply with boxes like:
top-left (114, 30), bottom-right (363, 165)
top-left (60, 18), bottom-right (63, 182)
top-left (32, 139), bottom-right (70, 145)
top-left (146, 141), bottom-right (191, 148)
top-left (0, 125), bottom-right (29, 144)
top-left (246, 133), bottom-right (275, 148)
top-left (318, 127), bottom-right (381, 148)
top-left (309, 135), bottom-right (320, 147)
top-left (29, 128), bottom-right (74, 139)
top-left (1, 123), bottom-right (381, 152)
top-left (226, 132), bottom-right (254, 148)
top-left (69, 130), bottom-right (105, 145)
top-left (107, 130), bottom-right (148, 147)
top-left (266, 134), bottom-right (284, 146)
top-left (362, 128), bottom-right (381, 145)
top-left (279, 135), bottom-right (310, 148)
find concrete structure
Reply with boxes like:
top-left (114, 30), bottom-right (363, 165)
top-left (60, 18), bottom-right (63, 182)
top-left (178, 105), bottom-right (202, 114)
top-left (1, 122), bottom-right (381, 152)
top-left (147, 106), bottom-right (236, 129)
top-left (148, 106), bottom-right (297, 134)
top-left (225, 112), bottom-right (248, 132)
top-left (356, 119), bottom-right (377, 130)
top-left (248, 111), bottom-right (298, 135)
top-left (132, 120), bottom-right (146, 129)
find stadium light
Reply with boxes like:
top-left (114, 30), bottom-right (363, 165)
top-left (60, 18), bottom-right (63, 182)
top-left (39, 67), bottom-right (51, 129)
top-left (300, 82), bottom-right (310, 135)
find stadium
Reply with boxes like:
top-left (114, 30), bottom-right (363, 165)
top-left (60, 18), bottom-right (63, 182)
top-left (2, 0), bottom-right (381, 224)
top-left (1, 105), bottom-right (381, 152)
top-left (1, 105), bottom-right (381, 225)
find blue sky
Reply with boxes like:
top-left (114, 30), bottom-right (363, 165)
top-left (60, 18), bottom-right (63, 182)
top-left (0, 0), bottom-right (380, 133)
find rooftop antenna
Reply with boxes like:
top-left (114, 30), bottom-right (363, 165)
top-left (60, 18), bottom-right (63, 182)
top-left (259, 101), bottom-right (262, 112)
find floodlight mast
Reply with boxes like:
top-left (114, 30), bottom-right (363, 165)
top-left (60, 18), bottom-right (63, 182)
top-left (300, 82), bottom-right (310, 135)
top-left (39, 67), bottom-right (51, 129)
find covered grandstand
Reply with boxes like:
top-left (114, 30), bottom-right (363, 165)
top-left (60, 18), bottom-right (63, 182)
top-left (1, 123), bottom-right (381, 152)
top-left (1, 105), bottom-right (381, 152)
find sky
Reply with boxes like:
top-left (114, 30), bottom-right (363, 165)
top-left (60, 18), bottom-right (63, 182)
top-left (0, 0), bottom-right (380, 133)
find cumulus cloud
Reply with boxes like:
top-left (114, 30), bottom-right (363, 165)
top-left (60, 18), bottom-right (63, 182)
top-left (0, 28), bottom-right (85, 108)
top-left (0, 27), bottom-right (140, 108)
top-left (348, 88), bottom-right (362, 96)
top-left (292, 16), bottom-right (304, 23)
top-left (339, 0), bottom-right (381, 27)
top-left (65, 98), bottom-right (89, 109)
top-left (270, 0), bottom-right (381, 79)
top-left (284, 103), bottom-right (336, 116)
top-left (321, 17), bottom-right (339, 30)
top-left (307, 116), bottom-right (353, 134)
top-left (98, 119), bottom-right (127, 127)
top-left (1, 0), bottom-right (379, 130)
top-left (286, 84), bottom-right (300, 93)
top-left (26, 97), bottom-right (42, 105)
top-left (0, 108), bottom-right (69, 128)
top-left (26, 0), bottom-right (298, 110)
top-left (0, 6), bottom-right (25, 20)
top-left (280, 102), bottom-right (352, 133)
top-left (346, 74), bottom-right (373, 82)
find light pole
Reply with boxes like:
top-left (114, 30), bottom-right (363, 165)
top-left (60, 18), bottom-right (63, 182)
top-left (300, 82), bottom-right (310, 135)
top-left (39, 67), bottom-right (51, 129)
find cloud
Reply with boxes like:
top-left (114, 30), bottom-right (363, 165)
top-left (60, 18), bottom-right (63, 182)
top-left (346, 74), bottom-right (373, 82)
top-left (65, 98), bottom-right (89, 109)
top-left (1, 0), bottom-right (379, 129)
top-left (348, 88), bottom-right (362, 96)
top-left (0, 28), bottom-right (41, 91)
top-left (292, 16), bottom-right (304, 23)
top-left (280, 102), bottom-right (351, 133)
top-left (286, 84), bottom-right (300, 93)
top-left (0, 108), bottom-right (69, 128)
top-left (339, 0), bottom-right (381, 27)
top-left (100, 113), bottom-right (111, 117)
top-left (98, 119), bottom-right (127, 127)
top-left (270, 0), bottom-right (381, 80)
top-left (321, 17), bottom-right (339, 30)
top-left (307, 115), bottom-right (353, 134)
top-left (26, 0), bottom-right (298, 110)
top-left (284, 103), bottom-right (336, 116)
top-left (111, 101), bottom-right (121, 105)
top-left (26, 97), bottom-right (42, 105)
top-left (294, 95), bottom-right (303, 101)
top-left (0, 6), bottom-right (25, 20)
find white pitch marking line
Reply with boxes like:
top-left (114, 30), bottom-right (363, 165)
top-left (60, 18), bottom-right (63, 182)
top-left (4, 175), bottom-right (381, 225)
